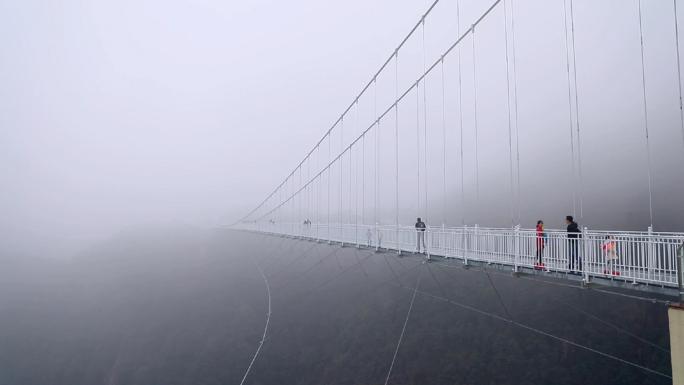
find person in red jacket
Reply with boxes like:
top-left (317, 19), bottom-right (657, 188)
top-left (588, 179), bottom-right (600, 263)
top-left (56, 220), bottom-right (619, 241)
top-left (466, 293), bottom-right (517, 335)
top-left (535, 220), bottom-right (545, 268)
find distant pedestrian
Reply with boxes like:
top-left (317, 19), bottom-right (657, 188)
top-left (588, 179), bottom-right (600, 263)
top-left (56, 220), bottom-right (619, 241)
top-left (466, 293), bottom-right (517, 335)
top-left (566, 215), bottom-right (582, 273)
top-left (602, 235), bottom-right (619, 276)
top-left (366, 227), bottom-right (373, 247)
top-left (415, 217), bottom-right (427, 254)
top-left (535, 220), bottom-right (545, 267)
top-left (376, 226), bottom-right (383, 249)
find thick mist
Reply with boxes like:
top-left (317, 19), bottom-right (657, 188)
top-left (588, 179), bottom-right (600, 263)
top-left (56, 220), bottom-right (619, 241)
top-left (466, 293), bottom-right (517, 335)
top-left (0, 0), bottom-right (433, 257)
top-left (2, 0), bottom-right (684, 259)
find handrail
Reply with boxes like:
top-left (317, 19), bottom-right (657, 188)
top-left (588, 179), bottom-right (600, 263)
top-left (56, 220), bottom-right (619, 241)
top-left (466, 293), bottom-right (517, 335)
top-left (236, 221), bottom-right (684, 290)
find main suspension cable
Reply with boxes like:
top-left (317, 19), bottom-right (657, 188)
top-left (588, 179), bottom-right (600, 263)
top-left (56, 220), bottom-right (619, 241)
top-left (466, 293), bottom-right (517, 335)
top-left (254, 0), bottom-right (504, 221)
top-left (236, 0), bottom-right (444, 225)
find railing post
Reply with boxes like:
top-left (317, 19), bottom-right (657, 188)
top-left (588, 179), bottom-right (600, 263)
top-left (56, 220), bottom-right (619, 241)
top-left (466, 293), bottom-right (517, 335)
top-left (474, 224), bottom-right (479, 261)
top-left (396, 224), bottom-right (401, 255)
top-left (441, 223), bottom-right (445, 259)
top-left (678, 242), bottom-right (683, 302)
top-left (647, 226), bottom-right (654, 281)
top-left (582, 226), bottom-right (590, 283)
top-left (426, 228), bottom-right (431, 260)
top-left (463, 225), bottom-right (469, 265)
top-left (375, 223), bottom-right (380, 252)
top-left (514, 225), bottom-right (520, 272)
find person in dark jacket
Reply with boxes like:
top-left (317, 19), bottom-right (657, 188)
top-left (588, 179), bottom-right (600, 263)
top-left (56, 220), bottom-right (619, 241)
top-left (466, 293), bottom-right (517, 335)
top-left (535, 220), bottom-right (545, 267)
top-left (566, 215), bottom-right (582, 272)
top-left (415, 217), bottom-right (427, 253)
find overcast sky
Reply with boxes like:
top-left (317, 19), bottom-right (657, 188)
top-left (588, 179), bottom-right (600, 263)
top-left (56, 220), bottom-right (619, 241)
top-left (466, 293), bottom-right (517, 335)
top-left (2, 0), bottom-right (683, 257)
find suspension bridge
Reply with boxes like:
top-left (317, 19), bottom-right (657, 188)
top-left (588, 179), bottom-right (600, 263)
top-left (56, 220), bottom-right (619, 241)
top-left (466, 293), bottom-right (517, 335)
top-left (230, 1), bottom-right (684, 381)
top-left (235, 0), bottom-right (684, 297)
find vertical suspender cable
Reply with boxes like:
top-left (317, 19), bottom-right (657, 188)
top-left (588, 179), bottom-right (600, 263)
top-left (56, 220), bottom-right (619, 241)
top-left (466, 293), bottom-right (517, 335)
top-left (458, 0), bottom-right (465, 226)
top-left (347, 126), bottom-right (356, 238)
top-left (316, 146), bottom-right (323, 236)
top-left (562, 0), bottom-right (577, 218)
top-left (237, 0), bottom-right (445, 228)
top-left (307, 151), bottom-right (310, 227)
top-left (675, 0), bottom-right (684, 151)
top-left (348, 122), bottom-right (352, 236)
top-left (472, 25), bottom-right (480, 215)
top-left (377, 118), bottom-right (382, 227)
top-left (281, 184), bottom-right (284, 224)
top-left (395, 52), bottom-right (400, 244)
top-left (569, 0), bottom-right (585, 220)
top-left (362, 133), bottom-right (366, 226)
top-left (510, 0), bottom-right (521, 225)
top-left (375, 78), bottom-right (379, 227)
top-left (309, 158), bottom-right (312, 224)
top-left (308, 158), bottom-right (310, 226)
top-left (422, 17), bottom-right (429, 223)
top-left (280, 180), bottom-right (283, 226)
top-left (441, 58), bottom-right (447, 227)
top-left (350, 139), bottom-right (353, 240)
top-left (319, 147), bottom-right (322, 236)
top-left (637, 0), bottom-right (655, 227)
top-left (340, 116), bottom-right (344, 235)
top-left (292, 174), bottom-right (295, 230)
top-left (349, 129), bottom-right (353, 237)
top-left (504, 0), bottom-right (515, 227)
top-left (355, 100), bottom-right (359, 239)
top-left (328, 134), bottom-right (331, 237)
top-left (417, 80), bottom-right (421, 217)
top-left (276, 187), bottom-right (279, 223)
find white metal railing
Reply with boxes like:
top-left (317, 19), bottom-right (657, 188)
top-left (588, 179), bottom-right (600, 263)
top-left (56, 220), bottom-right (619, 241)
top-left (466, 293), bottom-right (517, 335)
top-left (238, 221), bottom-right (684, 289)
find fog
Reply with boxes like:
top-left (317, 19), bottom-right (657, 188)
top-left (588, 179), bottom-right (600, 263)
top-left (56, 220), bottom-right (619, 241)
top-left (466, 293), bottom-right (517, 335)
top-left (2, 0), bottom-right (684, 258)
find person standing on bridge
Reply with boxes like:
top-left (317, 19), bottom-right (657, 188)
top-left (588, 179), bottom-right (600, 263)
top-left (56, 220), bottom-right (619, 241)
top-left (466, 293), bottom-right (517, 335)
top-left (566, 215), bottom-right (582, 273)
top-left (415, 217), bottom-right (427, 254)
top-left (602, 235), bottom-right (619, 276)
top-left (366, 227), bottom-right (373, 247)
top-left (535, 220), bottom-right (545, 268)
